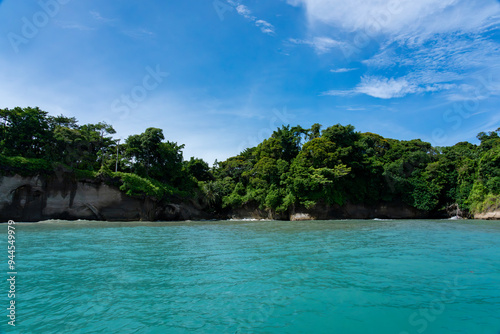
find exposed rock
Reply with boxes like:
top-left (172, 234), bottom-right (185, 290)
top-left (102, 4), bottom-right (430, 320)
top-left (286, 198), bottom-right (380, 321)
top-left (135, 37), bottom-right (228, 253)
top-left (291, 201), bottom-right (431, 220)
top-left (228, 203), bottom-right (288, 220)
top-left (0, 174), bottom-right (470, 222)
top-left (0, 174), bottom-right (211, 222)
top-left (227, 201), bottom-right (434, 221)
top-left (290, 213), bottom-right (313, 221)
top-left (474, 210), bottom-right (500, 220)
top-left (446, 203), bottom-right (467, 219)
top-left (156, 202), bottom-right (211, 221)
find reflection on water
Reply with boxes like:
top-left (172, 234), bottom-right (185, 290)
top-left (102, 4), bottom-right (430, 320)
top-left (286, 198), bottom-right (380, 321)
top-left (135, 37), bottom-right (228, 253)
top-left (1, 219), bottom-right (499, 333)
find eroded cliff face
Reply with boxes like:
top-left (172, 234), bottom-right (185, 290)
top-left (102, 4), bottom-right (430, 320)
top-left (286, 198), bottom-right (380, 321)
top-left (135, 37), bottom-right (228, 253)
top-left (474, 210), bottom-right (500, 220)
top-left (289, 202), bottom-right (432, 220)
top-left (0, 173), bottom-right (210, 222)
top-left (0, 174), bottom-right (462, 222)
top-left (230, 201), bottom-right (437, 221)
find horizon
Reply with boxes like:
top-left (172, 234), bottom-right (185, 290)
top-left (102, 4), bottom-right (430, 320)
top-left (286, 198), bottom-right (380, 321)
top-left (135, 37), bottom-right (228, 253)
top-left (1, 0), bottom-right (500, 164)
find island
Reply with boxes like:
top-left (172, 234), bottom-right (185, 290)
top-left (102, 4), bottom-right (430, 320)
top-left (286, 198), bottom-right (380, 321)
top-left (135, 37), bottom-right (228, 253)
top-left (1, 107), bottom-right (498, 222)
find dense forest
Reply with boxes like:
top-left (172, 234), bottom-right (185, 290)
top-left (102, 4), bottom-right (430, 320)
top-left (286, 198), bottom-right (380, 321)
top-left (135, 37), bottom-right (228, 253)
top-left (1, 107), bottom-right (499, 218)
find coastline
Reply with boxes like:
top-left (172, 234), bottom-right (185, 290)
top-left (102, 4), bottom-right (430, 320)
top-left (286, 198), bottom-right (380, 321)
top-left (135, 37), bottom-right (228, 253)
top-left (1, 173), bottom-right (498, 222)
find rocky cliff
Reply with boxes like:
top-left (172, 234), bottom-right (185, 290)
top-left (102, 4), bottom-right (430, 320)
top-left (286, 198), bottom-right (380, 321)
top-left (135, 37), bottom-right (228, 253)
top-left (0, 174), bottom-right (479, 222)
top-left (0, 173), bottom-right (211, 222)
top-left (290, 202), bottom-right (434, 220)
top-left (474, 210), bottom-right (500, 220)
top-left (229, 201), bottom-right (435, 221)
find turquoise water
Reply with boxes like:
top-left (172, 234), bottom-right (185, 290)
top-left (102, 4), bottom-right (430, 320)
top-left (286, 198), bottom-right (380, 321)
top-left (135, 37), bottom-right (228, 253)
top-left (1, 219), bottom-right (500, 334)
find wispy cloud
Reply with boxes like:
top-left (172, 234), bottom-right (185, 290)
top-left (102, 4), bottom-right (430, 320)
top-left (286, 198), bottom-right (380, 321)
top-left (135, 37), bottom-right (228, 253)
top-left (89, 10), bottom-right (115, 24)
top-left (123, 28), bottom-right (155, 39)
top-left (362, 35), bottom-right (500, 99)
top-left (289, 36), bottom-right (343, 54)
top-left (56, 21), bottom-right (95, 31)
top-left (364, 35), bottom-right (500, 74)
top-left (235, 4), bottom-right (253, 19)
top-left (445, 78), bottom-right (500, 102)
top-left (289, 0), bottom-right (500, 43)
top-left (228, 1), bottom-right (275, 35)
top-left (89, 10), bottom-right (154, 39)
top-left (323, 76), bottom-right (457, 99)
top-left (330, 68), bottom-right (357, 73)
top-left (255, 20), bottom-right (275, 35)
top-left (290, 0), bottom-right (500, 99)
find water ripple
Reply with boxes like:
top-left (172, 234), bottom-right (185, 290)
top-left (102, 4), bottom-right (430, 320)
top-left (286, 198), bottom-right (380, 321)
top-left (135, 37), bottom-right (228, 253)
top-left (1, 219), bottom-right (499, 333)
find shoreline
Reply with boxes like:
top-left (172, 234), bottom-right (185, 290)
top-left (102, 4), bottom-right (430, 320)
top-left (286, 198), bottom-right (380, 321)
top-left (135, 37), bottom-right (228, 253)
top-left (1, 174), bottom-right (497, 222)
top-left (2, 216), bottom-right (496, 224)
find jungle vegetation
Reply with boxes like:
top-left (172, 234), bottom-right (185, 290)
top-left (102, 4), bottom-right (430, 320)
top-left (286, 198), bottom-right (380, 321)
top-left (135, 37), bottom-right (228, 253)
top-left (1, 107), bottom-right (498, 216)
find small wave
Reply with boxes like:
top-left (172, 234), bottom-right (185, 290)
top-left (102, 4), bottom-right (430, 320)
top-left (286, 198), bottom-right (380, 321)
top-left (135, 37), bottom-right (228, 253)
top-left (228, 218), bottom-right (275, 222)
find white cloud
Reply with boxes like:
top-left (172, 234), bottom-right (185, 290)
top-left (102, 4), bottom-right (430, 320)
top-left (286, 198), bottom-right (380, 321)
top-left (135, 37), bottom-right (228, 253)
top-left (88, 10), bottom-right (154, 40)
top-left (361, 34), bottom-right (500, 99)
top-left (256, 20), bottom-right (275, 35)
top-left (323, 76), bottom-right (458, 99)
top-left (330, 68), bottom-right (357, 73)
top-left (445, 78), bottom-right (500, 101)
top-left (290, 0), bottom-right (500, 99)
top-left (356, 77), bottom-right (416, 99)
top-left (290, 36), bottom-right (343, 54)
top-left (289, 0), bottom-right (500, 42)
top-left (235, 4), bottom-right (254, 19)
top-left (89, 11), bottom-right (114, 23)
top-left (365, 35), bottom-right (500, 73)
top-left (56, 22), bottom-right (94, 31)
top-left (311, 37), bottom-right (342, 53)
top-left (123, 28), bottom-right (155, 39)
top-left (228, 1), bottom-right (275, 35)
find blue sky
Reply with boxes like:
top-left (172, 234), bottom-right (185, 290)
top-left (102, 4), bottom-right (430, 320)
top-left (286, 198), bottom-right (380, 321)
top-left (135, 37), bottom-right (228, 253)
top-left (1, 0), bottom-right (500, 164)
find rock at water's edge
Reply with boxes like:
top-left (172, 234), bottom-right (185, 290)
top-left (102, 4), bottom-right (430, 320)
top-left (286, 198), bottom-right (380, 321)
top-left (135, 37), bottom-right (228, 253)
top-left (474, 210), bottom-right (500, 220)
top-left (0, 174), bottom-right (210, 222)
top-left (290, 213), bottom-right (314, 221)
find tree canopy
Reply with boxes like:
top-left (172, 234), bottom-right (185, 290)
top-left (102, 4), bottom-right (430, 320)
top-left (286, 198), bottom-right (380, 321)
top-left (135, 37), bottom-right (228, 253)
top-left (1, 107), bottom-right (498, 217)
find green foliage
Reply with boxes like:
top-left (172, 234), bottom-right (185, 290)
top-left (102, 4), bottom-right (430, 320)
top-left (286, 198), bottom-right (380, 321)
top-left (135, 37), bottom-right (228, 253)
top-left (0, 107), bottom-right (52, 159)
top-left (114, 172), bottom-right (180, 199)
top-left (74, 169), bottom-right (97, 179)
top-left (474, 193), bottom-right (500, 214)
top-left (184, 157), bottom-right (212, 182)
top-left (200, 177), bottom-right (235, 212)
top-left (321, 124), bottom-right (359, 148)
top-left (124, 127), bottom-right (186, 185)
top-left (116, 172), bottom-right (162, 198)
top-left (409, 177), bottom-right (441, 211)
top-left (1, 106), bottom-right (499, 218)
top-left (97, 163), bottom-right (114, 177)
top-left (213, 122), bottom-right (499, 217)
top-left (0, 155), bottom-right (53, 176)
top-left (0, 107), bottom-right (196, 202)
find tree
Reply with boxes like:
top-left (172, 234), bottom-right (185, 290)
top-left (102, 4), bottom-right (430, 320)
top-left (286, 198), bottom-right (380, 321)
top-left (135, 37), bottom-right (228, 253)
top-left (256, 125), bottom-right (304, 162)
top-left (124, 127), bottom-right (185, 186)
top-left (321, 124), bottom-right (359, 148)
top-left (307, 123), bottom-right (322, 141)
top-left (185, 157), bottom-right (213, 182)
top-left (124, 127), bottom-right (165, 176)
top-left (0, 107), bottom-right (53, 158)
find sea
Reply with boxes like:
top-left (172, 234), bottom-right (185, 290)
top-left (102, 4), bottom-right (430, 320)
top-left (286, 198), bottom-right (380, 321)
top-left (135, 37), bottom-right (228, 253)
top-left (1, 219), bottom-right (499, 333)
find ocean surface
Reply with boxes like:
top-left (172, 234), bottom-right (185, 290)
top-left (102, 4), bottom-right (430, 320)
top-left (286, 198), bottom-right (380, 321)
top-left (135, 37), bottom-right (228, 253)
top-left (1, 219), bottom-right (500, 334)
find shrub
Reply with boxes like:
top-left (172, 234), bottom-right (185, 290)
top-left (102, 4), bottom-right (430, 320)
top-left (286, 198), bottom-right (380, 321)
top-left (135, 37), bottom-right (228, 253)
top-left (0, 155), bottom-right (53, 176)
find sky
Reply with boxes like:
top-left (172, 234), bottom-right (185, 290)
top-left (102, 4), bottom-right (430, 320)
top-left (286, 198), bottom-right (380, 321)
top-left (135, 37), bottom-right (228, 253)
top-left (1, 0), bottom-right (500, 164)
